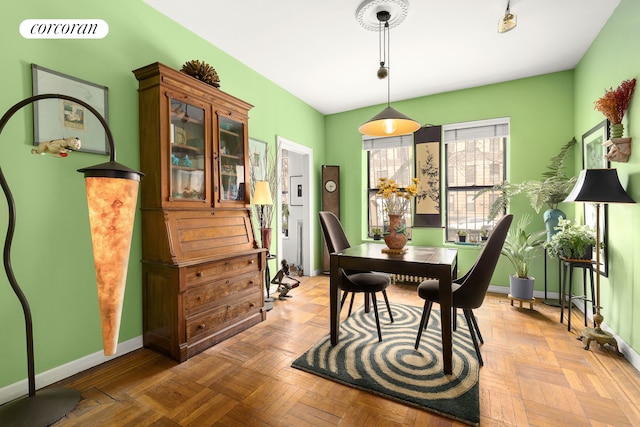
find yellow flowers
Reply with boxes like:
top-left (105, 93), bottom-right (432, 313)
top-left (376, 177), bottom-right (419, 215)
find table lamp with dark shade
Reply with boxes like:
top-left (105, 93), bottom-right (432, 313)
top-left (564, 168), bottom-right (634, 354)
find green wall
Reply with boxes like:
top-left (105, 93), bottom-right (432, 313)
top-left (573, 0), bottom-right (640, 352)
top-left (0, 0), bottom-right (325, 388)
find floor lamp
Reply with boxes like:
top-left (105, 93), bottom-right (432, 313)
top-left (0, 94), bottom-right (143, 426)
top-left (564, 168), bottom-right (634, 354)
top-left (252, 180), bottom-right (274, 307)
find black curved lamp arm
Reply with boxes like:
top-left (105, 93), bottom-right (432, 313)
top-left (0, 93), bottom-right (141, 398)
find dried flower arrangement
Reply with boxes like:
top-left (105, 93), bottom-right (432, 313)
top-left (594, 78), bottom-right (636, 138)
top-left (180, 60), bottom-right (221, 88)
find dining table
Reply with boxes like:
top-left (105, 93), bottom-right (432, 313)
top-left (329, 243), bottom-right (458, 374)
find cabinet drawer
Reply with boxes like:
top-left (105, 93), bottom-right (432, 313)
top-left (184, 273), bottom-right (262, 315)
top-left (185, 293), bottom-right (262, 340)
top-left (185, 254), bottom-right (259, 287)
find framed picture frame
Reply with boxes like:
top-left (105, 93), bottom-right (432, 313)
top-left (414, 126), bottom-right (442, 228)
top-left (290, 175), bottom-right (303, 206)
top-left (31, 64), bottom-right (109, 155)
top-left (582, 120), bottom-right (609, 276)
top-left (248, 138), bottom-right (268, 181)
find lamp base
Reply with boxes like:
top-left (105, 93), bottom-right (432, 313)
top-left (578, 327), bottom-right (623, 356)
top-left (0, 387), bottom-right (80, 426)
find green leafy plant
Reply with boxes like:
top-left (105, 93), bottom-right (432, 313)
top-left (501, 215), bottom-right (547, 278)
top-left (543, 218), bottom-right (596, 259)
top-left (457, 230), bottom-right (468, 237)
top-left (474, 138), bottom-right (577, 220)
top-left (371, 227), bottom-right (382, 236)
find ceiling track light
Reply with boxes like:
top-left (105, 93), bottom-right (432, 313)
top-left (357, 0), bottom-right (420, 137)
top-left (498, 0), bottom-right (517, 34)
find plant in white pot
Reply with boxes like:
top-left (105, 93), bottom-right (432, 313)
top-left (501, 215), bottom-right (546, 300)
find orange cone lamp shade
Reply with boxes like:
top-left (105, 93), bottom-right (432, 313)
top-left (84, 176), bottom-right (139, 355)
top-left (0, 94), bottom-right (143, 425)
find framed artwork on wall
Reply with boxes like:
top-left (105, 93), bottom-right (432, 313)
top-left (413, 125), bottom-right (442, 227)
top-left (249, 138), bottom-right (267, 181)
top-left (582, 120), bottom-right (609, 276)
top-left (290, 175), bottom-right (303, 206)
top-left (31, 64), bottom-right (109, 155)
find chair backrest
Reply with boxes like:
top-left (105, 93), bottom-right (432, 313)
top-left (455, 214), bottom-right (513, 309)
top-left (319, 211), bottom-right (351, 254)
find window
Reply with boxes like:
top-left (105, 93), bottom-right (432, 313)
top-left (365, 134), bottom-right (414, 239)
top-left (444, 118), bottom-right (508, 242)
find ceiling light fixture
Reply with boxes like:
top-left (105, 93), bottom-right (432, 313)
top-left (498, 0), bottom-right (517, 33)
top-left (357, 0), bottom-right (420, 137)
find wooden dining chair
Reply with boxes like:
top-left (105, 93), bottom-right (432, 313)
top-left (319, 211), bottom-right (393, 341)
top-left (414, 214), bottom-right (513, 366)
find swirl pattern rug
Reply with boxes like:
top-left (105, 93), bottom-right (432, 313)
top-left (292, 302), bottom-right (480, 426)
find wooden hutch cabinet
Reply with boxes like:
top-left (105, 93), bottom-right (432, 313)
top-left (133, 62), bottom-right (266, 362)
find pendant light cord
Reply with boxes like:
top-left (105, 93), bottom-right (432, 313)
top-left (386, 20), bottom-right (390, 107)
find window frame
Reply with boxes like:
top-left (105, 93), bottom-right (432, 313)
top-left (366, 144), bottom-right (414, 240)
top-left (443, 118), bottom-right (509, 242)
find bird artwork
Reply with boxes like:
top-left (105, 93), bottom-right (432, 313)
top-left (31, 137), bottom-right (81, 157)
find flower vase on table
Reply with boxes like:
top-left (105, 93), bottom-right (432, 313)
top-left (383, 214), bottom-right (408, 253)
top-left (376, 177), bottom-right (419, 255)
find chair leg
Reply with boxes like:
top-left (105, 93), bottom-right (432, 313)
top-left (467, 309), bottom-right (484, 344)
top-left (453, 307), bottom-right (457, 331)
top-left (381, 290), bottom-right (394, 323)
top-left (423, 301), bottom-right (433, 330)
top-left (340, 291), bottom-right (348, 314)
top-left (415, 300), bottom-right (433, 349)
top-left (372, 294), bottom-right (382, 342)
top-left (348, 292), bottom-right (356, 317)
top-left (463, 309), bottom-right (484, 366)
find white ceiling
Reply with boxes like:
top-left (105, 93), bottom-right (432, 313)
top-left (144, 0), bottom-right (620, 115)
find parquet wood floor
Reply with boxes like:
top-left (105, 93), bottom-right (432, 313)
top-left (52, 275), bottom-right (640, 426)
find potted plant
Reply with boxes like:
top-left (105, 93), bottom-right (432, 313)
top-left (501, 215), bottom-right (547, 300)
top-left (371, 227), bottom-right (382, 240)
top-left (543, 218), bottom-right (596, 260)
top-left (474, 138), bottom-right (577, 240)
top-left (480, 228), bottom-right (488, 241)
top-left (457, 230), bottom-right (468, 242)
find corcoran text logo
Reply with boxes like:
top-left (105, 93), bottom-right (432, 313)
top-left (20, 19), bottom-right (109, 39)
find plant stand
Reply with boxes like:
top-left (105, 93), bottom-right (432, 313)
top-left (509, 294), bottom-right (535, 310)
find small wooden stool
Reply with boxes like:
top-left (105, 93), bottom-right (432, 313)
top-left (509, 294), bottom-right (535, 310)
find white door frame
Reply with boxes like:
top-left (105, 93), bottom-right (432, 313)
top-left (276, 135), bottom-right (315, 277)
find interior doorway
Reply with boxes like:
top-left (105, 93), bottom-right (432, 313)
top-left (276, 136), bottom-right (314, 277)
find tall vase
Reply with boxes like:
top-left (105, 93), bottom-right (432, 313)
top-left (610, 123), bottom-right (624, 139)
top-left (383, 214), bottom-right (407, 251)
top-left (543, 208), bottom-right (565, 242)
top-left (261, 227), bottom-right (272, 254)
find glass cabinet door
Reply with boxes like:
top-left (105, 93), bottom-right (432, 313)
top-left (218, 115), bottom-right (246, 203)
top-left (170, 99), bottom-right (206, 201)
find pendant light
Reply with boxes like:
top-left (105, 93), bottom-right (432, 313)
top-left (358, 5), bottom-right (420, 137)
top-left (498, 0), bottom-right (517, 33)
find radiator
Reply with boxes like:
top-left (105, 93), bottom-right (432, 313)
top-left (390, 274), bottom-right (429, 285)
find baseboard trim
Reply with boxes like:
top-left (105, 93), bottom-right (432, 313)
top-left (0, 336), bottom-right (143, 405)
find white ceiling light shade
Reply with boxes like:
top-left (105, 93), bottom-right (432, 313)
top-left (357, 0), bottom-right (420, 137)
top-left (498, 0), bottom-right (517, 33)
